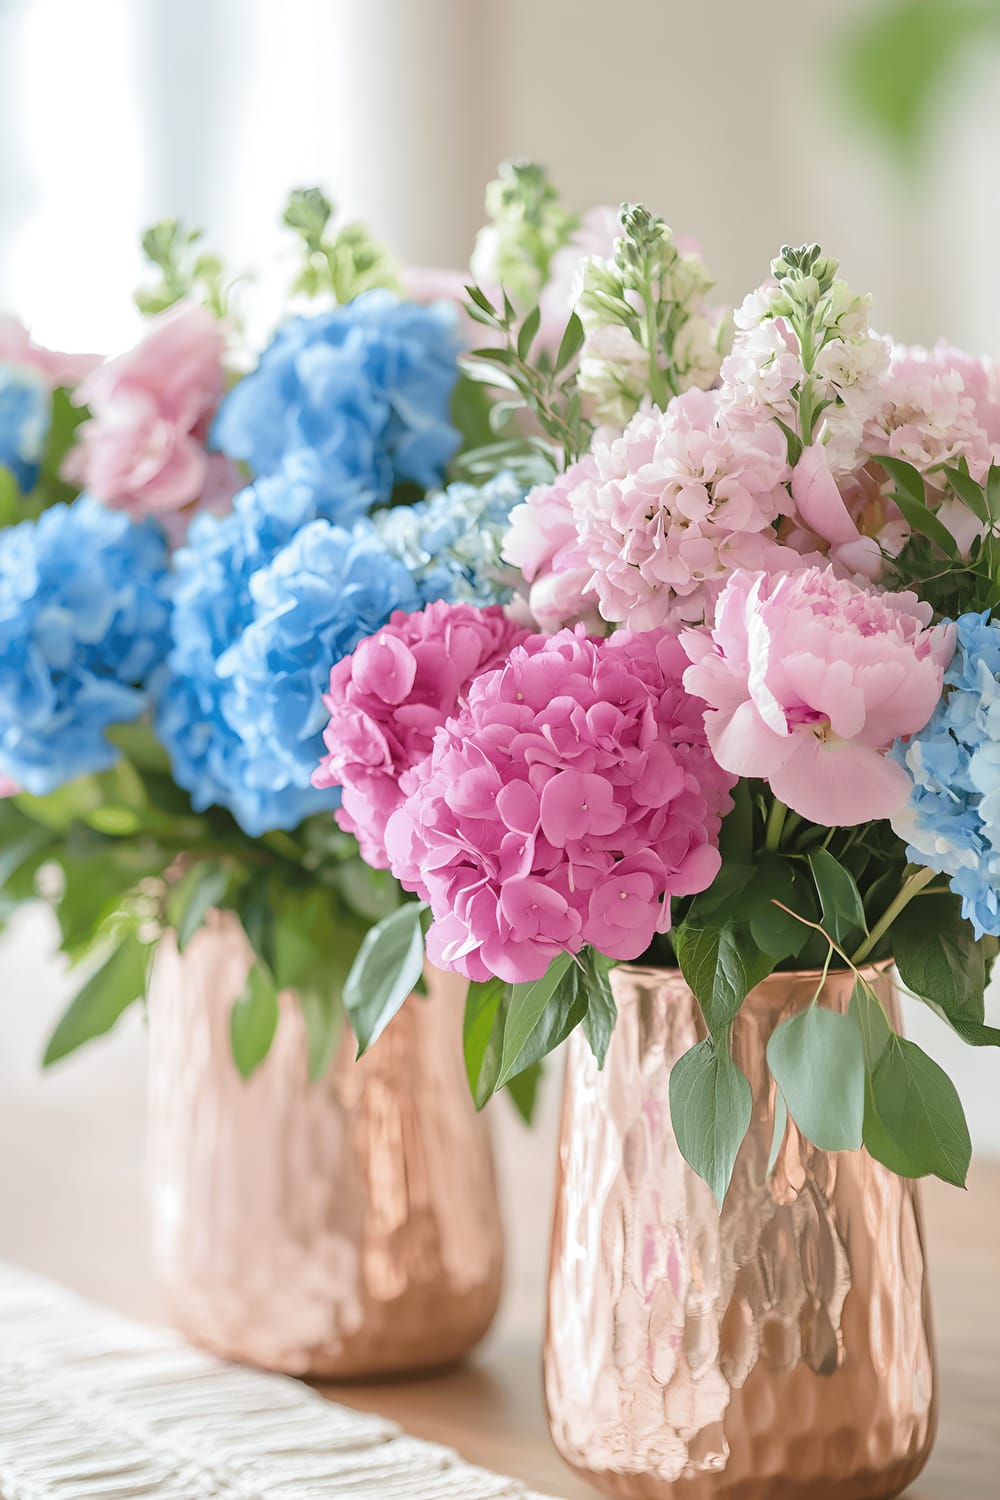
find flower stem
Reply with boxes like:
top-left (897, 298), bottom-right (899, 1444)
top-left (851, 866), bottom-right (936, 965)
top-left (764, 799), bottom-right (788, 852)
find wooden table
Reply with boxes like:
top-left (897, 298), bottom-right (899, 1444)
top-left (330, 1168), bottom-right (1000, 1499)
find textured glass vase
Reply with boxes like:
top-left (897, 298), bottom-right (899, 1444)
top-left (545, 965), bottom-right (936, 1500)
top-left (147, 910), bottom-right (503, 1378)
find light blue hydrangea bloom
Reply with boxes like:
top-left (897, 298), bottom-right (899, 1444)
top-left (891, 610), bottom-right (1000, 937)
top-left (211, 291), bottom-right (462, 518)
top-left (0, 497), bottom-right (170, 794)
top-left (155, 460), bottom-right (421, 836)
top-left (372, 472), bottom-right (525, 606)
top-left (0, 363), bottom-right (50, 493)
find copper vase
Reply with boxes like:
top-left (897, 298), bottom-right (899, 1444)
top-left (146, 910), bottom-right (503, 1378)
top-left (544, 966), bottom-right (936, 1500)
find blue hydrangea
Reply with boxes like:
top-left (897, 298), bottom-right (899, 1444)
top-left (211, 291), bottom-right (462, 519)
top-left (155, 462), bottom-right (421, 836)
top-left (372, 472), bottom-right (525, 607)
top-left (891, 610), bottom-right (1000, 937)
top-left (0, 497), bottom-right (171, 794)
top-left (0, 363), bottom-right (50, 493)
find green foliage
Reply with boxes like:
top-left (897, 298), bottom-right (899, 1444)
top-left (833, 0), bottom-right (1000, 169)
top-left (479, 160), bottom-right (577, 304)
top-left (863, 1034), bottom-right (972, 1185)
top-left (581, 950), bottom-right (617, 1068)
top-left (767, 1004), bottom-right (865, 1152)
top-left (342, 901), bottom-right (428, 1055)
top-left (505, 1060), bottom-right (544, 1125)
top-left (674, 921), bottom-right (774, 1039)
top-left (498, 952), bottom-right (577, 1088)
top-left (43, 930), bottom-right (152, 1066)
top-left (136, 219), bottom-right (239, 320)
top-left (892, 892), bottom-right (1000, 1045)
top-left (230, 963), bottom-right (280, 1080)
top-left (808, 848), bottom-right (868, 948)
top-left (668, 1037), bottom-right (752, 1208)
top-left (463, 287), bottom-right (593, 468)
top-left (282, 186), bottom-right (400, 304)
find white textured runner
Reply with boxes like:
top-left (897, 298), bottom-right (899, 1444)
top-left (0, 1264), bottom-right (559, 1499)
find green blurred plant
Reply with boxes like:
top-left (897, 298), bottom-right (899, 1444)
top-left (834, 0), bottom-right (1000, 168)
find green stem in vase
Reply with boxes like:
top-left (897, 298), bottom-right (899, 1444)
top-left (851, 865), bottom-right (937, 965)
top-left (764, 799), bottom-right (788, 852)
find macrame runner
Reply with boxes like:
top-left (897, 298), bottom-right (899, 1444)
top-left (0, 1264), bottom-right (559, 1499)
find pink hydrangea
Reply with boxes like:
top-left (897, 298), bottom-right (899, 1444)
top-left (313, 600), bottom-right (531, 868)
top-left (564, 388), bottom-right (795, 629)
top-left (0, 314), bottom-right (99, 389)
top-left (502, 458), bottom-right (605, 632)
top-left (682, 567), bottom-right (956, 827)
top-left (63, 301), bottom-right (241, 537)
top-left (384, 626), bottom-right (735, 984)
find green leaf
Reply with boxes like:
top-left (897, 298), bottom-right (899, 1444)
top-left (464, 976), bottom-right (507, 1105)
top-left (498, 951), bottom-right (576, 1087)
top-left (674, 922), bottom-right (774, 1039)
top-left (167, 861), bottom-right (232, 952)
top-left (987, 463), bottom-right (1000, 524)
top-left (298, 985), bottom-right (344, 1083)
top-left (863, 1034), bottom-right (971, 1187)
top-left (849, 978), bottom-right (893, 1068)
top-left (235, 872), bottom-right (278, 975)
top-left (891, 492), bottom-right (959, 559)
top-left (342, 901), bottom-right (427, 1055)
top-left (230, 963), bottom-right (280, 1080)
top-left (668, 1038), bottom-right (752, 1208)
top-left (876, 454), bottom-right (926, 504)
top-left (505, 1059), bottom-right (543, 1125)
top-left (581, 950), bottom-right (617, 1068)
top-left (744, 854), bottom-right (812, 960)
top-left (767, 1004), bottom-right (865, 1151)
top-left (554, 312), bottom-right (585, 373)
top-left (942, 464), bottom-right (990, 525)
top-left (893, 891), bottom-right (1000, 1046)
top-left (516, 305), bottom-right (541, 360)
top-left (808, 848), bottom-right (868, 946)
top-left (43, 933), bottom-right (151, 1066)
top-left (767, 1089), bottom-right (788, 1176)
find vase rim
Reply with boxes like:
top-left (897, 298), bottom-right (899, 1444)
top-left (613, 960), bottom-right (892, 985)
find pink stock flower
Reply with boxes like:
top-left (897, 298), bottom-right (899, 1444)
top-left (384, 626), bottom-right (734, 984)
top-left (63, 301), bottom-right (241, 537)
top-left (865, 340), bottom-right (1000, 487)
top-left (502, 458), bottom-right (605, 632)
top-left (564, 389), bottom-right (795, 629)
top-left (0, 314), bottom-right (99, 390)
top-left (682, 567), bottom-right (955, 827)
top-left (313, 600), bottom-right (531, 868)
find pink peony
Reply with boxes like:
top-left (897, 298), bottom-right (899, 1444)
top-left (682, 567), bottom-right (955, 826)
top-left (789, 445), bottom-right (903, 582)
top-left (564, 388), bottom-right (795, 629)
top-left (502, 458), bottom-right (605, 632)
top-left (313, 600), bottom-right (531, 868)
top-left (63, 301), bottom-right (241, 536)
top-left (0, 314), bottom-right (99, 390)
top-left (384, 626), bottom-right (734, 984)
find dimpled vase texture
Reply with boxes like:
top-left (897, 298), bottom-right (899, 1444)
top-left (147, 911), bottom-right (503, 1378)
top-left (544, 966), bottom-right (936, 1500)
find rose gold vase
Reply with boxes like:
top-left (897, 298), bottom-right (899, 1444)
top-left (544, 966), bottom-right (936, 1500)
top-left (146, 910), bottom-right (503, 1378)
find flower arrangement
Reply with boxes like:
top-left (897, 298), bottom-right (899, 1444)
top-left (0, 187), bottom-right (532, 1084)
top-left (328, 168), bottom-right (1000, 1201)
top-left (4, 164), bottom-right (999, 1202)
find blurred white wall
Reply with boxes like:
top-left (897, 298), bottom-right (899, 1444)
top-left (3, 0), bottom-right (999, 353)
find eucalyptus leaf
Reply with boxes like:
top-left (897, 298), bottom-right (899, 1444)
top-left (863, 1034), bottom-right (971, 1186)
top-left (767, 1004), bottom-right (865, 1151)
top-left (498, 951), bottom-right (576, 1088)
top-left (43, 932), bottom-right (152, 1066)
top-left (808, 848), bottom-right (868, 946)
top-left (230, 963), bottom-right (279, 1080)
top-left (343, 901), bottom-right (427, 1056)
top-left (581, 950), bottom-right (617, 1068)
top-left (674, 922), bottom-right (773, 1039)
top-left (668, 1038), bottom-right (752, 1208)
top-left (767, 1089), bottom-right (789, 1177)
top-left (167, 861), bottom-right (232, 952)
top-left (893, 892), bottom-right (1000, 1046)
